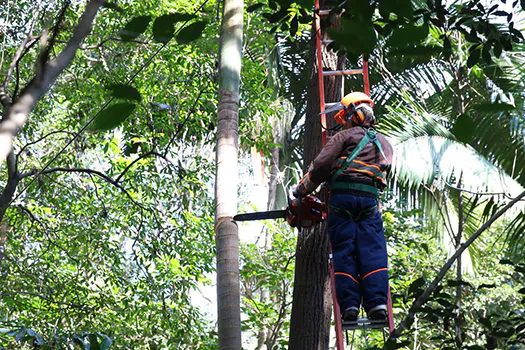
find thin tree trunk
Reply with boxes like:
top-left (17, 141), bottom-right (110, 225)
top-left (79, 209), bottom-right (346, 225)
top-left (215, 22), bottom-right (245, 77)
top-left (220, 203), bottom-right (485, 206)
top-left (215, 0), bottom-right (243, 349)
top-left (288, 4), bottom-right (345, 348)
top-left (455, 182), bottom-right (464, 347)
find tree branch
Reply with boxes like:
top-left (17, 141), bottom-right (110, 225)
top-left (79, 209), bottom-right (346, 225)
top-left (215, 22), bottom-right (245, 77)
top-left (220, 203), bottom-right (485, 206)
top-left (14, 204), bottom-right (79, 264)
top-left (0, 0), bottom-right (106, 162)
top-left (391, 190), bottom-right (525, 339)
top-left (115, 150), bottom-right (168, 184)
top-left (17, 129), bottom-right (77, 156)
top-left (0, 150), bottom-right (20, 222)
top-left (2, 3), bottom-right (41, 88)
top-left (0, 86), bottom-right (12, 108)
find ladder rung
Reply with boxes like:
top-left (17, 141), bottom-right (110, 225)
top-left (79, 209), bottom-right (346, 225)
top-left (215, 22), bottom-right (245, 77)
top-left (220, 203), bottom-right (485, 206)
top-left (322, 69), bottom-right (363, 76)
top-left (317, 9), bottom-right (346, 16)
top-left (342, 317), bottom-right (388, 330)
top-left (322, 40), bottom-right (334, 44)
top-left (324, 102), bottom-right (339, 108)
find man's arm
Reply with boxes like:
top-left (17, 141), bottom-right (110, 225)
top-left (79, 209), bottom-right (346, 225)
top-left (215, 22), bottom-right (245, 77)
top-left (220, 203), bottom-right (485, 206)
top-left (294, 131), bottom-right (348, 197)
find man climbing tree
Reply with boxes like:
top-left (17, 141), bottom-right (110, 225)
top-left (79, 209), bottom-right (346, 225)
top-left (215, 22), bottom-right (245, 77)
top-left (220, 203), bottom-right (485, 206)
top-left (294, 92), bottom-right (393, 323)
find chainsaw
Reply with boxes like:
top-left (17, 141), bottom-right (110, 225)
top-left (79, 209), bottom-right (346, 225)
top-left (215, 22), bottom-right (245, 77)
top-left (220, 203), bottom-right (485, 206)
top-left (233, 195), bottom-right (327, 228)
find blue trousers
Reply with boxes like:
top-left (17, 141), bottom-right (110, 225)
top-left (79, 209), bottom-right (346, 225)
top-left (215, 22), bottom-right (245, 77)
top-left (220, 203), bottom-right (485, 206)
top-left (328, 193), bottom-right (388, 312)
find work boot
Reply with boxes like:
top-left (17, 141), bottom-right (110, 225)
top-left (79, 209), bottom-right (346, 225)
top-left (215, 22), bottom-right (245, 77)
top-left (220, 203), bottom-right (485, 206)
top-left (342, 307), bottom-right (359, 322)
top-left (367, 304), bottom-right (387, 321)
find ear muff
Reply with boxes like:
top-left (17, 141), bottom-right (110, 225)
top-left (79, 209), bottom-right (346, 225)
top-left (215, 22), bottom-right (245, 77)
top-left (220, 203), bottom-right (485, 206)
top-left (334, 109), bottom-right (347, 124)
top-left (352, 109), bottom-right (365, 125)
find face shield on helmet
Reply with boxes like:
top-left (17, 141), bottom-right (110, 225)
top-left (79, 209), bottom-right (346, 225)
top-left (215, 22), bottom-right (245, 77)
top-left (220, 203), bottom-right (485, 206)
top-left (321, 92), bottom-right (375, 125)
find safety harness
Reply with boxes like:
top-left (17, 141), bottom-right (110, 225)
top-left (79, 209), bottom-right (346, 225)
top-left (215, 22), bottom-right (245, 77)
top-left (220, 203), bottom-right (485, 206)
top-left (330, 205), bottom-right (377, 222)
top-left (329, 127), bottom-right (387, 197)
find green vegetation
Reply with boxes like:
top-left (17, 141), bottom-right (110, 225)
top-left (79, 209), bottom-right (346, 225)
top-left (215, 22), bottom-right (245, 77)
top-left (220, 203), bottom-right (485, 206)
top-left (0, 0), bottom-right (524, 349)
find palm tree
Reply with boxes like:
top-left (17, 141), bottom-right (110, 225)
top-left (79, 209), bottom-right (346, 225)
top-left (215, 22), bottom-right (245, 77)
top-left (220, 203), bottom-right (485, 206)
top-left (215, 0), bottom-right (243, 348)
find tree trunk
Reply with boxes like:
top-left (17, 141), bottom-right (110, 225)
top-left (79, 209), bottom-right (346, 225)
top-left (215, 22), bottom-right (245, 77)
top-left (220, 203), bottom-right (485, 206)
top-left (288, 4), bottom-right (345, 348)
top-left (215, 0), bottom-right (243, 349)
top-left (455, 183), bottom-right (464, 348)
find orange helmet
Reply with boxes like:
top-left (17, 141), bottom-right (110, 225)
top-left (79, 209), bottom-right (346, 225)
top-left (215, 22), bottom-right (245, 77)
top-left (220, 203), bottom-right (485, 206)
top-left (321, 92), bottom-right (374, 125)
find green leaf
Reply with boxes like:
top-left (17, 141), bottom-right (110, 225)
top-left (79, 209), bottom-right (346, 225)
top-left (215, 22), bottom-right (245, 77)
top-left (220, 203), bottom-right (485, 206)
top-left (478, 283), bottom-right (496, 290)
top-left (452, 113), bottom-right (474, 143)
top-left (472, 102), bottom-right (515, 112)
top-left (93, 103), bottom-right (136, 131)
top-left (385, 339), bottom-right (412, 350)
top-left (446, 279), bottom-right (472, 288)
top-left (408, 277), bottom-right (426, 296)
top-left (436, 298), bottom-right (453, 308)
top-left (247, 3), bottom-right (265, 12)
top-left (467, 46), bottom-right (481, 67)
top-left (106, 84), bottom-right (142, 102)
top-left (89, 333), bottom-right (101, 350)
top-left (176, 21), bottom-right (207, 44)
top-left (499, 258), bottom-right (515, 265)
top-left (73, 334), bottom-right (87, 348)
top-left (102, 2), bottom-right (124, 12)
top-left (480, 316), bottom-right (492, 328)
top-left (153, 14), bottom-right (177, 43)
top-left (119, 16), bottom-right (151, 42)
top-left (26, 329), bottom-right (45, 345)
top-left (327, 18), bottom-right (377, 56)
top-left (290, 15), bottom-right (298, 37)
top-left (99, 333), bottom-right (113, 350)
top-left (152, 13), bottom-right (196, 43)
top-left (387, 24), bottom-right (429, 48)
top-left (15, 327), bottom-right (26, 341)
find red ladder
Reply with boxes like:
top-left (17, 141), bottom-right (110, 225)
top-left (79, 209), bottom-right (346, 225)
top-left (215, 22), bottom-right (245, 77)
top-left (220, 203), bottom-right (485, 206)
top-left (313, 2), bottom-right (394, 348)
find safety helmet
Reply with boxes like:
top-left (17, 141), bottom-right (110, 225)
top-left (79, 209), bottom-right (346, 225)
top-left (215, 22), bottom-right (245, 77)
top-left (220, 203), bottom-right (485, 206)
top-left (321, 92), bottom-right (374, 125)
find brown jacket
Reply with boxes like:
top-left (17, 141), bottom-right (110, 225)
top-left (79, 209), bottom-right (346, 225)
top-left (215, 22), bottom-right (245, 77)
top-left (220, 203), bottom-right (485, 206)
top-left (296, 126), bottom-right (393, 197)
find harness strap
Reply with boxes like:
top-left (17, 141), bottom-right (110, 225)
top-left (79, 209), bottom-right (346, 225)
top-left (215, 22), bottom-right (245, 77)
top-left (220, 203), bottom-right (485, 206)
top-left (330, 182), bottom-right (378, 196)
top-left (330, 128), bottom-right (371, 185)
top-left (330, 127), bottom-right (386, 187)
top-left (331, 204), bottom-right (377, 222)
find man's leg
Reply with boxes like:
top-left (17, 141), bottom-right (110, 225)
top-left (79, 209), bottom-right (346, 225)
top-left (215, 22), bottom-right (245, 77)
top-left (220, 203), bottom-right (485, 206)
top-left (328, 204), bottom-right (361, 318)
top-left (357, 207), bottom-right (388, 317)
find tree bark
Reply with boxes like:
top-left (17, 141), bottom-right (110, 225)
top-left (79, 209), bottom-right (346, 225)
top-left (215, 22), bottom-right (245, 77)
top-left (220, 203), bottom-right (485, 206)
top-left (215, 0), bottom-right (243, 349)
top-left (288, 4), bottom-right (345, 348)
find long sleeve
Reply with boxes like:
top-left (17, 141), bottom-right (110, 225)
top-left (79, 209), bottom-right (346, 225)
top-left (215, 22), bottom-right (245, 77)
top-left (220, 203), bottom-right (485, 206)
top-left (295, 132), bottom-right (347, 197)
top-left (294, 126), bottom-right (393, 197)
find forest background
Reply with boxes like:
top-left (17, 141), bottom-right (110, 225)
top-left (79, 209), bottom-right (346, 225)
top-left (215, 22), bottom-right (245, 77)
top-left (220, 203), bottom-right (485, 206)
top-left (0, 0), bottom-right (524, 349)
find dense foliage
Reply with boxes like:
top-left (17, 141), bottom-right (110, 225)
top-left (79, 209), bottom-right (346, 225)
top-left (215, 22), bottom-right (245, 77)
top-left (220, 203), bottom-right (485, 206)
top-left (0, 0), bottom-right (524, 349)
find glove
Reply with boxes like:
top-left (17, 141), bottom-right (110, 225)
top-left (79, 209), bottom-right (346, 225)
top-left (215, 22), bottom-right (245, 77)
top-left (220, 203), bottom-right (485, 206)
top-left (292, 186), bottom-right (301, 198)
